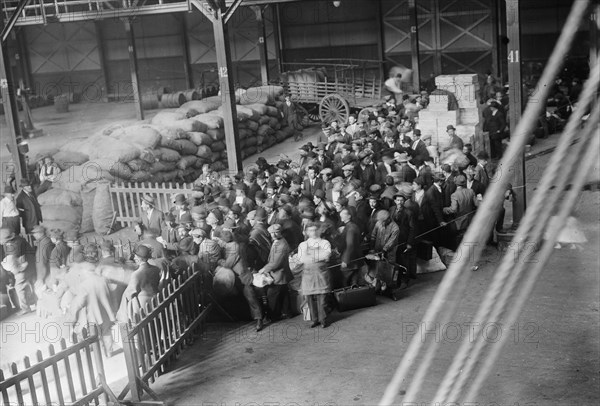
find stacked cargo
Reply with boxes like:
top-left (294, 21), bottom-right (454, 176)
top-left (38, 85), bottom-right (298, 234)
top-left (418, 74), bottom-right (482, 148)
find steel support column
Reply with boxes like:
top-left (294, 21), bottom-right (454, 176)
top-left (94, 21), bottom-right (110, 102)
top-left (506, 0), bottom-right (525, 226)
top-left (124, 19), bottom-right (144, 120)
top-left (376, 0), bottom-right (386, 82)
top-left (180, 14), bottom-right (195, 89)
top-left (212, 8), bottom-right (243, 174)
top-left (252, 5), bottom-right (269, 85)
top-left (409, 0), bottom-right (421, 92)
top-left (274, 3), bottom-right (284, 75)
top-left (0, 35), bottom-right (25, 186)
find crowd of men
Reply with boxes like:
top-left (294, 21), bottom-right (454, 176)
top-left (1, 90), bottom-right (511, 355)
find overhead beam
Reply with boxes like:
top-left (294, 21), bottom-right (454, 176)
top-left (3, 0), bottom-right (306, 26)
top-left (252, 5), bottom-right (269, 85)
top-left (224, 0), bottom-right (244, 24)
top-left (506, 0), bottom-right (526, 227)
top-left (1, 0), bottom-right (31, 43)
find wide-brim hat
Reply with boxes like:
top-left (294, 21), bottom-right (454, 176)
top-left (254, 207), bottom-right (267, 222)
top-left (141, 194), bottom-right (155, 206)
top-left (19, 178), bottom-right (31, 187)
top-left (446, 125), bottom-right (456, 131)
top-left (314, 189), bottom-right (326, 199)
top-left (342, 164), bottom-right (354, 172)
top-left (134, 244), bottom-right (152, 259)
top-left (173, 193), bottom-right (187, 205)
top-left (455, 174), bottom-right (467, 186)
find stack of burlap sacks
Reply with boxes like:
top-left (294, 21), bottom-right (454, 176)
top-left (37, 85), bottom-right (296, 234)
top-left (418, 74), bottom-right (482, 149)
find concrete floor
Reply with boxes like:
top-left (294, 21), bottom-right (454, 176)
top-left (0, 101), bottom-right (599, 405)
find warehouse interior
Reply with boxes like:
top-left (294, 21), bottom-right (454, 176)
top-left (0, 1), bottom-right (599, 406)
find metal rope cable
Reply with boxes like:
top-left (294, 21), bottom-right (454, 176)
top-left (438, 97), bottom-right (600, 404)
top-left (378, 1), bottom-right (590, 403)
top-left (464, 115), bottom-right (600, 402)
top-left (435, 56), bottom-right (600, 403)
top-left (325, 208), bottom-right (478, 269)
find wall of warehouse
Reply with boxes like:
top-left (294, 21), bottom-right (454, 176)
top-left (9, 0), bottom-right (593, 102)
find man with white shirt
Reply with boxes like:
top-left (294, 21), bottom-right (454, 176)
top-left (1, 185), bottom-right (21, 235)
top-left (346, 114), bottom-right (360, 138)
top-left (137, 195), bottom-right (164, 238)
top-left (326, 177), bottom-right (344, 205)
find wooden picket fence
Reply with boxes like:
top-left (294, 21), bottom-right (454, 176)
top-left (118, 265), bottom-right (211, 402)
top-left (109, 182), bottom-right (195, 229)
top-left (0, 326), bottom-right (120, 406)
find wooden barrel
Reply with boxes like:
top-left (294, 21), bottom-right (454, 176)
top-left (141, 93), bottom-right (159, 110)
top-left (183, 89), bottom-right (199, 101)
top-left (160, 92), bottom-right (186, 108)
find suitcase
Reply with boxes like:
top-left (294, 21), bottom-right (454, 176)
top-left (332, 285), bottom-right (377, 312)
top-left (416, 240), bottom-right (433, 261)
top-left (376, 260), bottom-right (402, 289)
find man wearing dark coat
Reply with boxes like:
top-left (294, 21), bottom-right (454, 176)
top-left (419, 173), bottom-right (448, 248)
top-left (137, 195), bottom-right (164, 238)
top-left (302, 166), bottom-right (325, 198)
top-left (16, 179), bottom-right (42, 234)
top-left (410, 129), bottom-right (430, 161)
top-left (338, 209), bottom-right (363, 287)
top-left (483, 101), bottom-right (506, 159)
top-left (117, 245), bottom-right (161, 323)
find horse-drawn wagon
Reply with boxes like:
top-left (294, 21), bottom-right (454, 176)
top-left (280, 59), bottom-right (386, 125)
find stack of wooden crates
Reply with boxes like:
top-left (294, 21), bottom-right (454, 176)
top-left (418, 74), bottom-right (488, 154)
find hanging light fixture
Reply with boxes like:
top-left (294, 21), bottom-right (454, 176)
top-left (333, 1), bottom-right (341, 7)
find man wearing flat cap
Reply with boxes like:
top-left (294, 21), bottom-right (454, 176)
top-left (117, 244), bottom-right (161, 322)
top-left (355, 149), bottom-right (377, 190)
top-left (246, 209), bottom-right (271, 271)
top-left (443, 174), bottom-right (479, 246)
top-left (191, 228), bottom-right (221, 272)
top-left (16, 178), bottom-right (42, 235)
top-left (138, 194), bottom-right (164, 238)
top-left (315, 143), bottom-right (332, 169)
top-left (28, 225), bottom-right (53, 291)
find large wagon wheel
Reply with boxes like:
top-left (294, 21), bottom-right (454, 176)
top-left (319, 93), bottom-right (350, 124)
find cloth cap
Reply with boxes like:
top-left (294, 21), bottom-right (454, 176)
top-left (314, 189), bottom-right (325, 199)
top-left (267, 224), bottom-right (282, 233)
top-left (190, 228), bottom-right (207, 238)
top-left (342, 164), bottom-right (354, 171)
top-left (31, 225), bottom-right (46, 235)
top-left (180, 213), bottom-right (193, 224)
top-left (332, 176), bottom-right (344, 184)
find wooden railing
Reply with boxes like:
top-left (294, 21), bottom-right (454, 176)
top-left (0, 327), bottom-right (120, 406)
top-left (285, 76), bottom-right (383, 106)
top-left (118, 265), bottom-right (211, 403)
top-left (110, 182), bottom-right (195, 229)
